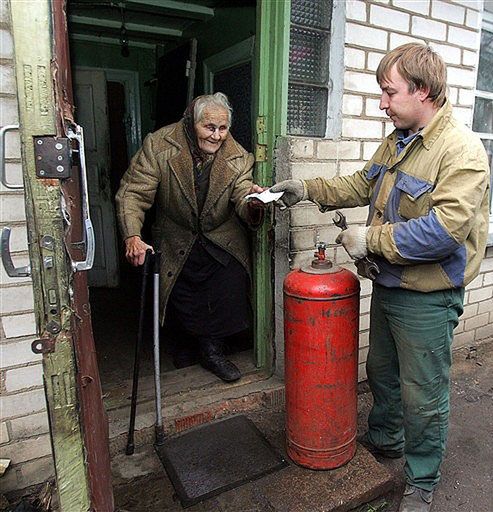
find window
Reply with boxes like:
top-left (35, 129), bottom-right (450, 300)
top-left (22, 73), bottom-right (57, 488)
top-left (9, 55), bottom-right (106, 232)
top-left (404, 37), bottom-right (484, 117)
top-left (472, 8), bottom-right (493, 244)
top-left (287, 0), bottom-right (333, 137)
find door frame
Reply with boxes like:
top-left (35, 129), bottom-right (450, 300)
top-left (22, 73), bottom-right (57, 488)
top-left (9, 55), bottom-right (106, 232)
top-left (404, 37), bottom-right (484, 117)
top-left (203, 36), bottom-right (255, 94)
top-left (252, 0), bottom-right (290, 368)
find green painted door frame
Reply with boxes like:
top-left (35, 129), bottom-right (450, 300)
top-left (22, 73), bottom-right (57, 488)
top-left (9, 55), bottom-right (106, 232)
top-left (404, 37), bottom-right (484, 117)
top-left (253, 0), bottom-right (290, 368)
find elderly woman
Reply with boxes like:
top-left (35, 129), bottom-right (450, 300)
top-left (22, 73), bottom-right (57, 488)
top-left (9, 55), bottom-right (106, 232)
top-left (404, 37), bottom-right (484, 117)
top-left (115, 93), bottom-right (265, 382)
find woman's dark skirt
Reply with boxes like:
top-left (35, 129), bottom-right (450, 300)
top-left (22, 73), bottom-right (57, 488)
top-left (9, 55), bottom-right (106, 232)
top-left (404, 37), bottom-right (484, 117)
top-left (166, 239), bottom-right (251, 340)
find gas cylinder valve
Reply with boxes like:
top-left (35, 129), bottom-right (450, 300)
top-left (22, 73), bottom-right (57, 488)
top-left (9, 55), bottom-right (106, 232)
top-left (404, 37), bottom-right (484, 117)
top-left (312, 242), bottom-right (332, 270)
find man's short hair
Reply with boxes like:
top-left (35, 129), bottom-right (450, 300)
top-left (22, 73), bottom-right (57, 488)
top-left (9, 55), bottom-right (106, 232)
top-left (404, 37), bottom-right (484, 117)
top-left (376, 43), bottom-right (447, 107)
top-left (194, 92), bottom-right (233, 127)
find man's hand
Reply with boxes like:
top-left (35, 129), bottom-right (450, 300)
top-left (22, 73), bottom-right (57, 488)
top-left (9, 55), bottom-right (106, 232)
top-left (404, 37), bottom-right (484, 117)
top-left (335, 226), bottom-right (369, 260)
top-left (124, 236), bottom-right (154, 266)
top-left (269, 180), bottom-right (307, 208)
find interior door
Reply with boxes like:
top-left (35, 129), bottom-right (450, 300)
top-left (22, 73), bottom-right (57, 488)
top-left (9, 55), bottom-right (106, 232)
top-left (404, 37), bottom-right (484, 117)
top-left (73, 68), bottom-right (119, 287)
top-left (154, 39), bottom-right (197, 129)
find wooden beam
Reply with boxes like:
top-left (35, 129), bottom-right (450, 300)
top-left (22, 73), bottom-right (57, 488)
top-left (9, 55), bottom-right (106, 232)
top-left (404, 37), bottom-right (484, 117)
top-left (68, 14), bottom-right (183, 38)
top-left (126, 0), bottom-right (214, 20)
top-left (70, 33), bottom-right (156, 49)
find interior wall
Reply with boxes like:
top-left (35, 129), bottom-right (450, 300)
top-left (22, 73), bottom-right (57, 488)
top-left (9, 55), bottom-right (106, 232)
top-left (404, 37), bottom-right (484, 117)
top-left (69, 41), bottom-right (156, 137)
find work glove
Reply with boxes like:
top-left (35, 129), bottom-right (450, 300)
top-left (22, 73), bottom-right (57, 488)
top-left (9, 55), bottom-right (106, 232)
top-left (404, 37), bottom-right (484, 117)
top-left (269, 179), bottom-right (307, 208)
top-left (335, 226), bottom-right (369, 260)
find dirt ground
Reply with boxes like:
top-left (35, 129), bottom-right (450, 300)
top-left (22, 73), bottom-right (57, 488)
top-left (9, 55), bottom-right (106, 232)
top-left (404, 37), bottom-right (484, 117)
top-left (357, 339), bottom-right (493, 512)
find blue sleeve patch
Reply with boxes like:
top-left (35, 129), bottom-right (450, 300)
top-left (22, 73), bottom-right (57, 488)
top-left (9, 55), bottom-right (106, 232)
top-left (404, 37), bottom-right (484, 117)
top-left (440, 248), bottom-right (466, 287)
top-left (394, 174), bottom-right (433, 199)
top-left (366, 163), bottom-right (386, 180)
top-left (394, 210), bottom-right (460, 261)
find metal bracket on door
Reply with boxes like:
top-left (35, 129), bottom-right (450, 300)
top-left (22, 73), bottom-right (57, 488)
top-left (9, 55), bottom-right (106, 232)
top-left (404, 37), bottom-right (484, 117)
top-left (0, 124), bottom-right (23, 189)
top-left (34, 136), bottom-right (71, 179)
top-left (1, 227), bottom-right (31, 277)
top-left (67, 124), bottom-right (95, 272)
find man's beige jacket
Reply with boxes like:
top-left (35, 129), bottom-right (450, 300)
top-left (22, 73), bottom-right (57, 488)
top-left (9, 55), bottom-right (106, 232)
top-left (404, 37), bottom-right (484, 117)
top-left (305, 101), bottom-right (490, 292)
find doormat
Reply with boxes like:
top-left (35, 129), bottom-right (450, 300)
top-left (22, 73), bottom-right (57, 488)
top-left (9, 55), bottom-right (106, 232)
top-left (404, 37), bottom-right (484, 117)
top-left (154, 414), bottom-right (289, 508)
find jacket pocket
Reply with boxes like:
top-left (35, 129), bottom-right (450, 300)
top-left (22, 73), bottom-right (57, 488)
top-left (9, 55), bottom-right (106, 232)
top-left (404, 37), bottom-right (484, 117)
top-left (396, 173), bottom-right (433, 219)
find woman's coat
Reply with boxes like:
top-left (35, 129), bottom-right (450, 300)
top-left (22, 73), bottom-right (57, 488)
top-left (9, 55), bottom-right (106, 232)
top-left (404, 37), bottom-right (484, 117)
top-left (115, 120), bottom-right (257, 322)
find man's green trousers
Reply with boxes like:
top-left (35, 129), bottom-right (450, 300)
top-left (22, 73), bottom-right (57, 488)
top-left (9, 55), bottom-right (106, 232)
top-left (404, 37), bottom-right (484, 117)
top-left (366, 284), bottom-right (464, 491)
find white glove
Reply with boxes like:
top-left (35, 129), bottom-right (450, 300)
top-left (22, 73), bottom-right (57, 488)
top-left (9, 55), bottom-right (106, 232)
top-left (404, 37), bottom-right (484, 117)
top-left (335, 226), bottom-right (369, 260)
top-left (269, 180), bottom-right (307, 208)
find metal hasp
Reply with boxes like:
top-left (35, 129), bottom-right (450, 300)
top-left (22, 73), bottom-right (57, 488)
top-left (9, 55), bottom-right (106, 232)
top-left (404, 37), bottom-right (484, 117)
top-left (34, 136), bottom-right (71, 178)
top-left (0, 227), bottom-right (31, 277)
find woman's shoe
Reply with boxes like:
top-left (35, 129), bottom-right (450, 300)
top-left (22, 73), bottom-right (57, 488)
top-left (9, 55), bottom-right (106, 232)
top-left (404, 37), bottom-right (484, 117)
top-left (199, 338), bottom-right (241, 382)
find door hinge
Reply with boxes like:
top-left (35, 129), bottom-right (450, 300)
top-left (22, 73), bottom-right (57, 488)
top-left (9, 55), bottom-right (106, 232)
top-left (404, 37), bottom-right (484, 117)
top-left (256, 116), bottom-right (266, 134)
top-left (255, 143), bottom-right (267, 162)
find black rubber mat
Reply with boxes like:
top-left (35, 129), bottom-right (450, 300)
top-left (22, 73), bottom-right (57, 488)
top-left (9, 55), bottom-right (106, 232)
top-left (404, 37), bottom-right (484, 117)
top-left (154, 414), bottom-right (288, 507)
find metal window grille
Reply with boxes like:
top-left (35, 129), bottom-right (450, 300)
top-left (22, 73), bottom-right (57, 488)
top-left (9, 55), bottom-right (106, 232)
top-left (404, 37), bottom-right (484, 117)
top-left (287, 0), bottom-right (333, 137)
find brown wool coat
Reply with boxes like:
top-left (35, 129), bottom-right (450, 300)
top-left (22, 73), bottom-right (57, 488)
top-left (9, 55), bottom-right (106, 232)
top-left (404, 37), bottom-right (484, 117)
top-left (115, 121), bottom-right (257, 322)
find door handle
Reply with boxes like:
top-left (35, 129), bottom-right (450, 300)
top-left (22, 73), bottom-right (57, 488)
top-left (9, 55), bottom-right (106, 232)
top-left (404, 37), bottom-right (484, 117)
top-left (1, 227), bottom-right (31, 277)
top-left (0, 125), bottom-right (23, 190)
top-left (67, 124), bottom-right (95, 272)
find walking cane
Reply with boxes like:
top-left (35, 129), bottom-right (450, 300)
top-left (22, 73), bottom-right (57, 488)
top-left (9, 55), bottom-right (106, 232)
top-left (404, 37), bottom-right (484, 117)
top-left (152, 251), bottom-right (165, 446)
top-left (125, 249), bottom-right (153, 456)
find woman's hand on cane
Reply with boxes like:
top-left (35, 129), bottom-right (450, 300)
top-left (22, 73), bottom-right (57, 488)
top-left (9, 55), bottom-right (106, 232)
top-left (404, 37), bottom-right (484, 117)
top-left (125, 236), bottom-right (154, 266)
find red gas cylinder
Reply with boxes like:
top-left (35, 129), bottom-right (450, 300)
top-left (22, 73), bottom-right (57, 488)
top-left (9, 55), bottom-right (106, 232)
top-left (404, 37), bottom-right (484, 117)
top-left (284, 243), bottom-right (360, 469)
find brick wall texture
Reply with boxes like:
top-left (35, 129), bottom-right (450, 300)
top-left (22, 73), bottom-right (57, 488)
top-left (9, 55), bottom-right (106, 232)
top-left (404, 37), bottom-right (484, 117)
top-left (280, 0), bottom-right (493, 381)
top-left (1, 0), bottom-right (493, 494)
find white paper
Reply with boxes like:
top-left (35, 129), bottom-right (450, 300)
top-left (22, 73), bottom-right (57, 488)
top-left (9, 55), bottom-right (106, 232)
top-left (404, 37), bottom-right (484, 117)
top-left (245, 190), bottom-right (284, 204)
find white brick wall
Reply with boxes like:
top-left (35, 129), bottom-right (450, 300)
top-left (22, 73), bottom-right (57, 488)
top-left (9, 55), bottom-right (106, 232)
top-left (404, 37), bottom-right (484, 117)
top-left (0, 11), bottom-right (52, 496)
top-left (278, 0), bottom-right (493, 385)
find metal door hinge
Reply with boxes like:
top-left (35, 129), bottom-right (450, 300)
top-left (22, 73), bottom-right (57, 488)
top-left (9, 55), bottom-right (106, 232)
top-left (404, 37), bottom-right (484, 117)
top-left (34, 136), bottom-right (71, 179)
top-left (256, 116), bottom-right (266, 134)
top-left (255, 143), bottom-right (267, 162)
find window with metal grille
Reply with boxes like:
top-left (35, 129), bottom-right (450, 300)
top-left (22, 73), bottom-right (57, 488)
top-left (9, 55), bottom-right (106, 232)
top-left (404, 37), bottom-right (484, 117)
top-left (287, 0), bottom-right (333, 137)
top-left (472, 9), bottom-right (493, 244)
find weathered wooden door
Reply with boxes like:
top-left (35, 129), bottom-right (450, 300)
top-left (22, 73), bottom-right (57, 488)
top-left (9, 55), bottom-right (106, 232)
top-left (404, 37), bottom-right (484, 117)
top-left (8, 1), bottom-right (114, 510)
top-left (73, 68), bottom-right (120, 288)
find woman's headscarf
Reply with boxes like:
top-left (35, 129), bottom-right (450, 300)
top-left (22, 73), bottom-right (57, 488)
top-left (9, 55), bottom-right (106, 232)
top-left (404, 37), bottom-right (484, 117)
top-left (183, 96), bottom-right (216, 174)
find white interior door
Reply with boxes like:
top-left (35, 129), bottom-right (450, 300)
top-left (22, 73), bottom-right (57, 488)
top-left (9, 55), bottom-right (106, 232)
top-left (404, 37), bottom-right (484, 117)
top-left (73, 68), bottom-right (119, 287)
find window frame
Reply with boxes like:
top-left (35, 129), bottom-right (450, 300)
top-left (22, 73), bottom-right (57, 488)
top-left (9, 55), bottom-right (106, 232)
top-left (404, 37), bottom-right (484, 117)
top-left (473, 11), bottom-right (493, 245)
top-left (286, 0), bottom-right (345, 138)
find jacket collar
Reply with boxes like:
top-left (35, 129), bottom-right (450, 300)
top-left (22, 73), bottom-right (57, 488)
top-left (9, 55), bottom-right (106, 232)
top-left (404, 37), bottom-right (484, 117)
top-left (386, 100), bottom-right (453, 150)
top-left (419, 100), bottom-right (453, 150)
top-left (164, 121), bottom-right (246, 217)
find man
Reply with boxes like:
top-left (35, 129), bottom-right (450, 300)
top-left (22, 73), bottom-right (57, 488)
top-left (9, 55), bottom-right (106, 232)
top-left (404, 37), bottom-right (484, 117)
top-left (271, 43), bottom-right (490, 512)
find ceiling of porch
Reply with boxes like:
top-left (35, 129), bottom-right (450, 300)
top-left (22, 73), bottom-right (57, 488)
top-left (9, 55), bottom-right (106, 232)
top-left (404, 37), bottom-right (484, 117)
top-left (67, 0), bottom-right (255, 49)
